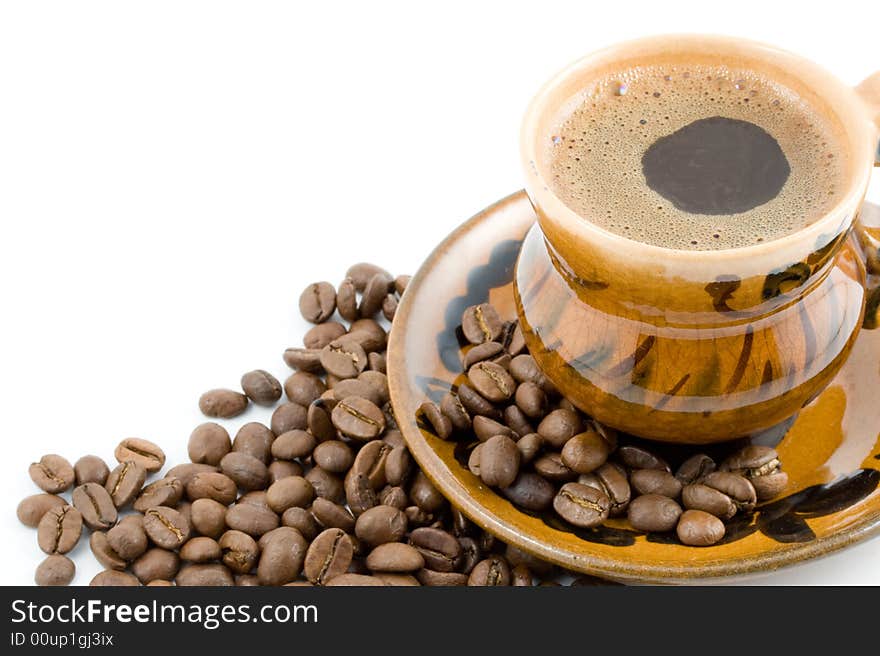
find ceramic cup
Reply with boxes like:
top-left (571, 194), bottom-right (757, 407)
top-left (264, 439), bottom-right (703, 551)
top-left (517, 35), bottom-right (880, 443)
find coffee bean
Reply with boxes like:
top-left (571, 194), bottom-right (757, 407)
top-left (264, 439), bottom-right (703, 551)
top-left (336, 277), bottom-right (359, 322)
top-left (303, 322), bottom-right (347, 350)
top-left (702, 471), bottom-right (757, 513)
top-left (307, 400), bottom-right (337, 442)
top-left (383, 429), bottom-right (406, 449)
top-left (325, 573), bottom-right (385, 586)
top-left (675, 453), bottom-right (716, 484)
top-left (553, 482), bottom-right (610, 528)
top-left (304, 528), bottom-right (353, 585)
top-left (500, 321), bottom-right (526, 356)
top-left (720, 445), bottom-right (787, 500)
top-left (456, 536), bottom-right (480, 574)
top-left (90, 531), bottom-right (127, 570)
top-left (73, 455), bottom-right (110, 486)
top-left (91, 570), bottom-right (141, 586)
top-left (191, 500), bottom-right (229, 539)
top-left (409, 527), bottom-right (461, 572)
top-left (239, 369), bottom-right (283, 405)
top-left (618, 445), bottom-right (670, 472)
top-left (133, 477), bottom-right (184, 512)
top-left (166, 463), bottom-right (218, 488)
top-left (578, 462), bottom-right (631, 516)
top-left (305, 466), bottom-right (345, 503)
top-left (36, 504), bottom-right (81, 555)
top-left (299, 281), bottom-right (336, 323)
top-left (347, 319), bottom-right (388, 353)
top-left (106, 515), bottom-right (148, 561)
top-left (284, 371), bottom-right (327, 406)
top-left (218, 530), bottom-right (260, 574)
top-left (17, 494), bottom-right (67, 528)
top-left (266, 476), bottom-right (314, 513)
top-left (35, 554), bottom-right (75, 586)
top-left (416, 569), bottom-right (468, 586)
top-left (534, 453), bottom-right (576, 482)
top-left (29, 455), bottom-right (75, 493)
top-left (131, 548), bottom-right (180, 584)
top-left (393, 274), bottom-right (411, 296)
top-left (457, 384), bottom-right (501, 421)
top-left (230, 422), bottom-right (274, 464)
top-left (115, 437), bottom-right (165, 472)
top-left (509, 354), bottom-right (556, 395)
top-left (144, 506), bottom-right (191, 549)
top-left (355, 505), bottom-right (407, 546)
top-left (462, 341), bottom-right (505, 369)
top-left (418, 401), bottom-right (453, 440)
top-left (281, 507), bottom-right (319, 540)
top-left (72, 483), bottom-right (117, 530)
top-left (187, 423), bottom-right (231, 466)
top-left (180, 536), bottom-right (222, 563)
top-left (268, 460), bottom-right (302, 483)
top-left (346, 263), bottom-right (391, 292)
top-left (461, 303), bottom-right (503, 344)
top-left (384, 446), bottom-right (412, 487)
top-left (313, 441), bottom-right (354, 473)
top-left (270, 430), bottom-right (315, 461)
top-left (238, 490), bottom-right (272, 509)
top-left (501, 472), bottom-right (555, 511)
top-left (104, 461), bottom-right (147, 508)
top-left (176, 563), bottom-right (234, 586)
top-left (359, 272), bottom-right (393, 318)
top-left (368, 351), bottom-right (387, 373)
top-left (479, 435), bottom-right (520, 488)
top-left (186, 472), bottom-right (237, 505)
top-left (537, 409), bottom-right (582, 448)
top-left (440, 392), bottom-right (471, 432)
top-left (283, 348), bottom-right (324, 373)
top-left (332, 396), bottom-right (385, 440)
top-left (682, 484), bottom-right (736, 520)
top-left (514, 381), bottom-right (548, 419)
top-left (379, 486), bottom-right (408, 510)
top-left (311, 497), bottom-right (355, 532)
top-left (468, 556), bottom-right (511, 586)
top-left (320, 337), bottom-right (368, 379)
top-left (472, 415), bottom-right (516, 442)
top-left (409, 471), bottom-right (445, 513)
top-left (220, 452), bottom-right (269, 491)
top-left (561, 430), bottom-right (611, 474)
top-left (468, 361), bottom-right (515, 402)
top-left (628, 494), bottom-right (683, 532)
top-left (516, 433), bottom-right (543, 464)
top-left (503, 404), bottom-right (534, 437)
top-left (677, 509), bottom-right (725, 546)
top-left (631, 469), bottom-right (683, 498)
top-left (199, 388), bottom-right (249, 418)
top-left (366, 542), bottom-right (424, 573)
top-left (225, 502), bottom-right (279, 537)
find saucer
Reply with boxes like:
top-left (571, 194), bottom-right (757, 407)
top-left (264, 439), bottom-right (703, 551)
top-left (387, 190), bottom-right (880, 583)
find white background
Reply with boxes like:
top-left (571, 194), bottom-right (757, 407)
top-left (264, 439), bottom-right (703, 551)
top-left (1, 0), bottom-right (878, 585)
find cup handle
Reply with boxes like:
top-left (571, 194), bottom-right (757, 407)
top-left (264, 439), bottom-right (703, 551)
top-left (856, 72), bottom-right (880, 165)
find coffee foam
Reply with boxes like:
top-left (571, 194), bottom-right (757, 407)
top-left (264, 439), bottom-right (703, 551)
top-left (543, 64), bottom-right (850, 250)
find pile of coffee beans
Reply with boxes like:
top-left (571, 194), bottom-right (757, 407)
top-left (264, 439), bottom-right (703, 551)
top-left (418, 302), bottom-right (789, 547)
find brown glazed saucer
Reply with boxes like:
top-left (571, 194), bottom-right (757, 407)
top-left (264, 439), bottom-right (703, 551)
top-left (387, 190), bottom-right (880, 583)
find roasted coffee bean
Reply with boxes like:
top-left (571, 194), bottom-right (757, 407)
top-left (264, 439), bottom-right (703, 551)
top-left (628, 494), bottom-right (683, 532)
top-left (220, 452), bottom-right (269, 491)
top-left (281, 507), bottom-right (320, 540)
top-left (176, 563), bottom-right (234, 586)
top-left (416, 569), bottom-right (468, 586)
top-left (186, 472), bottom-right (237, 505)
top-left (675, 453), bottom-right (716, 485)
top-left (682, 484), bottom-right (736, 520)
top-left (409, 471), bottom-right (445, 513)
top-left (268, 460), bottom-right (303, 483)
top-left (347, 319), bottom-right (388, 353)
top-left (534, 453), bottom-right (576, 482)
top-left (501, 472), bottom-right (555, 511)
top-left (360, 272), bottom-right (393, 318)
top-left (702, 471), bottom-right (757, 513)
top-left (346, 263), bottom-right (391, 292)
top-left (270, 400), bottom-right (310, 435)
top-left (283, 348), bottom-right (324, 373)
top-left (303, 322), bottom-right (347, 350)
top-left (166, 463), bottom-right (218, 488)
top-left (553, 482), bottom-right (610, 528)
top-left (468, 361), bottom-right (515, 402)
top-left (379, 485), bottom-right (408, 510)
top-left (308, 400), bottom-right (337, 442)
top-left (320, 338), bottom-right (368, 379)
top-left (131, 548), bottom-right (180, 584)
top-left (107, 515), bottom-right (148, 561)
top-left (456, 536), bottom-right (480, 574)
top-left (516, 433), bottom-right (543, 464)
top-left (677, 509), bottom-right (726, 546)
top-left (366, 543), bottom-right (424, 572)
top-left (180, 536), bottom-right (222, 563)
top-left (391, 274), bottom-right (410, 296)
top-left (479, 435), bottom-right (520, 488)
top-left (90, 531), bottom-right (128, 570)
top-left (461, 303), bottom-right (503, 344)
top-left (305, 467), bottom-right (345, 503)
top-left (383, 429), bottom-right (406, 449)
top-left (618, 445), bottom-right (670, 472)
top-left (336, 277), bottom-right (359, 322)
top-left (115, 437), bottom-right (165, 472)
top-left (104, 461), bottom-right (147, 508)
top-left (284, 371), bottom-right (327, 407)
top-left (325, 573), bottom-right (385, 586)
top-left (331, 378), bottom-right (382, 405)
top-left (457, 383), bottom-right (501, 420)
top-left (404, 505), bottom-right (435, 527)
top-left (355, 505), bottom-right (407, 546)
top-left (199, 389), bottom-right (249, 419)
top-left (29, 455), bottom-right (75, 493)
top-left (515, 381), bottom-right (548, 419)
top-left (504, 404), bottom-right (534, 437)
top-left (561, 430), bottom-right (611, 474)
top-left (91, 570), bottom-right (141, 587)
top-left (509, 354), bottom-right (556, 395)
top-left (537, 409), bottom-right (582, 448)
top-left (472, 415), bottom-right (517, 442)
top-left (500, 321), bottom-right (526, 356)
top-left (440, 392), bottom-right (471, 432)
top-left (73, 455), bottom-right (110, 486)
top-left (219, 530), bottom-right (260, 574)
top-left (720, 445), bottom-right (788, 500)
top-left (266, 476), bottom-right (314, 513)
top-left (225, 502), bottom-right (280, 537)
top-left (239, 369), bottom-right (283, 405)
top-left (133, 477), bottom-right (184, 512)
top-left (144, 506), bottom-right (191, 549)
top-left (271, 429), bottom-right (315, 461)
top-left (468, 556), bottom-right (511, 586)
top-left (304, 528), bottom-right (353, 585)
top-left (72, 483), bottom-right (117, 530)
top-left (631, 469), bottom-right (683, 499)
top-left (311, 497), bottom-right (356, 532)
top-left (359, 372), bottom-right (390, 406)
top-left (343, 470), bottom-right (377, 517)
top-left (37, 505), bottom-right (82, 555)
top-left (238, 490), bottom-right (271, 509)
top-left (418, 401), bottom-right (453, 440)
top-left (230, 422), bottom-right (274, 464)
top-left (368, 351), bottom-right (387, 373)
top-left (512, 564), bottom-right (533, 586)
top-left (17, 494), bottom-right (67, 528)
top-left (236, 575), bottom-right (261, 586)
top-left (299, 281), bottom-right (336, 323)
top-left (332, 396), bottom-right (385, 440)
top-left (462, 341), bottom-right (505, 369)
top-left (35, 554), bottom-right (75, 587)
top-left (578, 462), bottom-right (631, 516)
top-left (187, 423), bottom-right (232, 466)
top-left (384, 446), bottom-right (412, 487)
top-left (409, 527), bottom-right (461, 572)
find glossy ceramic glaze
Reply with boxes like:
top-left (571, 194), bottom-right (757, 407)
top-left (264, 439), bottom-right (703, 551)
top-left (387, 191), bottom-right (880, 583)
